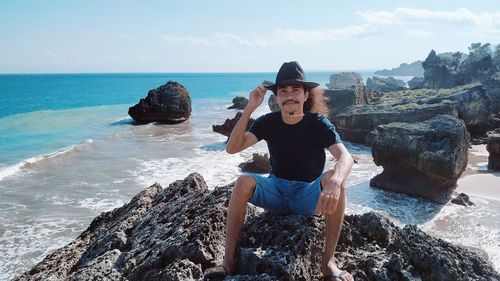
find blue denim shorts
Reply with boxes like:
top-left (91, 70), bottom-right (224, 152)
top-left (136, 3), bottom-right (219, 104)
top-left (247, 173), bottom-right (323, 215)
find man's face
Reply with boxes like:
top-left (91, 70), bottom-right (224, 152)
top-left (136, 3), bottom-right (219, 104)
top-left (276, 85), bottom-right (308, 112)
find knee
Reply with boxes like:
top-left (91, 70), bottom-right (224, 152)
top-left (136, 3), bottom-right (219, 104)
top-left (233, 175), bottom-right (256, 201)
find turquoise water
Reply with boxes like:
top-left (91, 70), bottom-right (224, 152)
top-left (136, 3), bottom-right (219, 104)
top-left (0, 72), bottom-right (341, 167)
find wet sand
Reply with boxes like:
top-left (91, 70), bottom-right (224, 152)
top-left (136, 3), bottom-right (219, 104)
top-left (454, 145), bottom-right (500, 201)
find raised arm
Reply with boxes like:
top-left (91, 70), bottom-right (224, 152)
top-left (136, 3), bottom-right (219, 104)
top-left (226, 84), bottom-right (267, 154)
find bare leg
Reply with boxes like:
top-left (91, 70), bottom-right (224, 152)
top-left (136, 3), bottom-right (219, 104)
top-left (320, 174), bottom-right (353, 281)
top-left (221, 175), bottom-right (256, 273)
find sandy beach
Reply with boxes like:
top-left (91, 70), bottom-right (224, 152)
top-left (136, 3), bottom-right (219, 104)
top-left (455, 145), bottom-right (500, 201)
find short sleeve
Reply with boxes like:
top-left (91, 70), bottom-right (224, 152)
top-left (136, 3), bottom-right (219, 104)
top-left (316, 114), bottom-right (342, 148)
top-left (248, 114), bottom-right (269, 141)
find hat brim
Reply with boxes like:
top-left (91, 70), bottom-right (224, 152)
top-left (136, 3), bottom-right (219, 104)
top-left (264, 79), bottom-right (319, 91)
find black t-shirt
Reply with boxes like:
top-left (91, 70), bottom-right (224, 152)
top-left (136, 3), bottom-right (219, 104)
top-left (248, 111), bottom-right (342, 182)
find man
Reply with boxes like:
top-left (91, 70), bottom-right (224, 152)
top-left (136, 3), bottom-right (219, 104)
top-left (204, 61), bottom-right (354, 281)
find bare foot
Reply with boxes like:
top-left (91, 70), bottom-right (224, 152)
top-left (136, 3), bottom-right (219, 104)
top-left (321, 259), bottom-right (353, 281)
top-left (203, 263), bottom-right (233, 280)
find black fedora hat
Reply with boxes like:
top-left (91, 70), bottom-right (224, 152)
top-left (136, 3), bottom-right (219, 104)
top-left (264, 61), bottom-right (319, 92)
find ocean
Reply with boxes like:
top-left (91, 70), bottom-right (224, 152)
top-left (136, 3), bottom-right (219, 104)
top-left (0, 73), bottom-right (498, 280)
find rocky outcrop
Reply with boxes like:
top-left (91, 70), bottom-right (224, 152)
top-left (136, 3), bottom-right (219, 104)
top-left (128, 81), bottom-right (192, 124)
top-left (422, 50), bottom-right (457, 89)
top-left (213, 112), bottom-right (255, 139)
top-left (482, 71), bottom-right (500, 122)
top-left (324, 84), bottom-right (372, 119)
top-left (366, 77), bottom-right (406, 93)
top-left (334, 83), bottom-right (496, 144)
top-left (239, 153), bottom-right (271, 173)
top-left (335, 103), bottom-right (458, 144)
top-left (444, 85), bottom-right (494, 135)
top-left (407, 76), bottom-right (424, 89)
top-left (487, 133), bottom-right (500, 170)
top-left (326, 72), bottom-right (363, 89)
top-left (367, 115), bottom-right (470, 203)
top-left (324, 88), bottom-right (357, 118)
top-left (15, 174), bottom-right (499, 281)
top-left (227, 97), bottom-right (249, 110)
top-left (422, 46), bottom-right (496, 89)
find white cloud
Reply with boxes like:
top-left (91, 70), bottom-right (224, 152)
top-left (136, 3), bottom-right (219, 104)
top-left (273, 25), bottom-right (372, 42)
top-left (159, 7), bottom-right (500, 49)
top-left (160, 25), bottom-right (372, 47)
top-left (357, 10), bottom-right (397, 25)
top-left (355, 7), bottom-right (500, 40)
top-left (359, 7), bottom-right (500, 30)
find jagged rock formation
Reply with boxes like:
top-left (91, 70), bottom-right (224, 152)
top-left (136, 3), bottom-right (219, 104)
top-left (227, 97), bottom-right (249, 110)
top-left (366, 77), bottom-right (406, 93)
top-left (128, 81), bottom-right (192, 124)
top-left (367, 115), bottom-right (470, 203)
top-left (14, 174), bottom-right (499, 281)
top-left (422, 45), bottom-right (497, 89)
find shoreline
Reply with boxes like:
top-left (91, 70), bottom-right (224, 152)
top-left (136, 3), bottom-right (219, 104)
top-left (454, 145), bottom-right (500, 202)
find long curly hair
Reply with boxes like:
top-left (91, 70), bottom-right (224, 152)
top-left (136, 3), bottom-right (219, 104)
top-left (303, 87), bottom-right (329, 117)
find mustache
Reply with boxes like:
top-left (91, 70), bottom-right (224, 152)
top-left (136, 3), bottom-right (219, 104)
top-left (283, 99), bottom-right (299, 104)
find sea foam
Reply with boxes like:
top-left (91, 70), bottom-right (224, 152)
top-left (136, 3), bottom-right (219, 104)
top-left (0, 139), bottom-right (93, 181)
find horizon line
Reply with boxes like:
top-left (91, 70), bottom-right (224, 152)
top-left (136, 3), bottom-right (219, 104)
top-left (0, 69), bottom-right (381, 75)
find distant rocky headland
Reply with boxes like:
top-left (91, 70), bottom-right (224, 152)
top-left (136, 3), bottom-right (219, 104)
top-left (374, 60), bottom-right (424, 77)
top-left (374, 51), bottom-right (470, 77)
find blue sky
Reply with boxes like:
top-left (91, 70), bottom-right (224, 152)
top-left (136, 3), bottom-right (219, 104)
top-left (1, 0), bottom-right (499, 73)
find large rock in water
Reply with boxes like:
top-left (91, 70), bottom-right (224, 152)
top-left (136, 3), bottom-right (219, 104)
top-left (14, 174), bottom-right (499, 280)
top-left (487, 133), bottom-right (500, 170)
top-left (367, 115), bottom-right (470, 203)
top-left (212, 112), bottom-right (255, 139)
top-left (128, 81), bottom-right (192, 124)
top-left (326, 72), bottom-right (363, 89)
top-left (227, 97), bottom-right (248, 110)
top-left (366, 76), bottom-right (406, 93)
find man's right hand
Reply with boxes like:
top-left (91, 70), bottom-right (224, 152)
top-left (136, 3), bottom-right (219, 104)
top-left (246, 84), bottom-right (267, 112)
